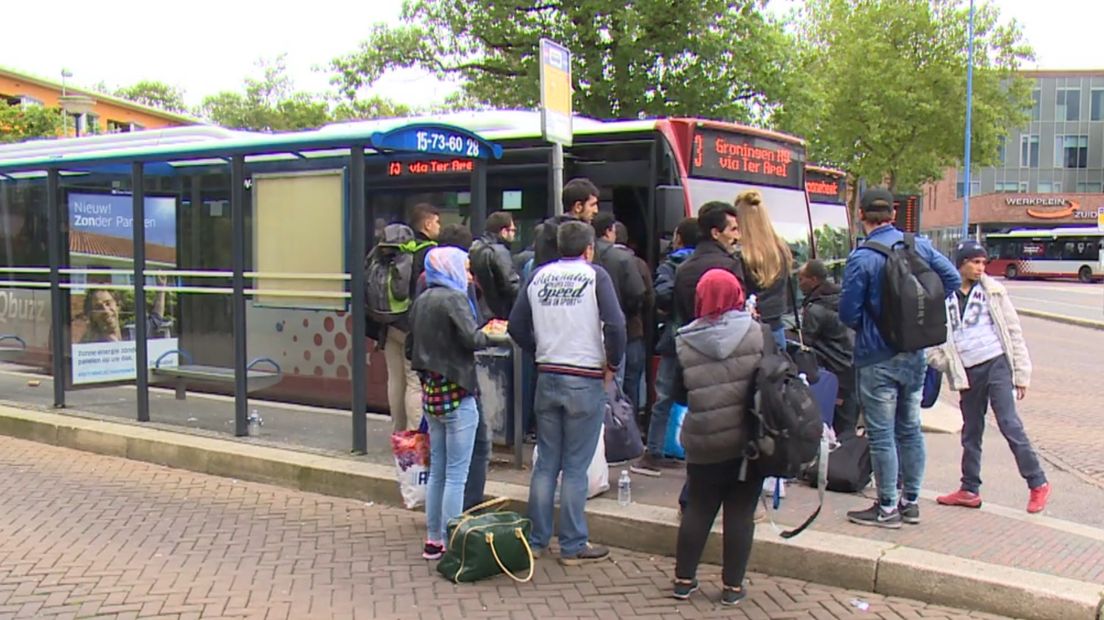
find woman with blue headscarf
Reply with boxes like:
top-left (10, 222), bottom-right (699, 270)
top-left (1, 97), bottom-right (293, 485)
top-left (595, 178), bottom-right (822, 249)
top-left (406, 246), bottom-right (510, 560)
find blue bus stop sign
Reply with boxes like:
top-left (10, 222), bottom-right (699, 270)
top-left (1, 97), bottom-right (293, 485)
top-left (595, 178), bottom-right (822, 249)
top-left (370, 123), bottom-right (503, 160)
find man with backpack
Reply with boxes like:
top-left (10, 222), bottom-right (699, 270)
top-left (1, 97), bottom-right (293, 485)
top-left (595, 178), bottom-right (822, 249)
top-left (592, 214), bottom-right (647, 392)
top-left (533, 178), bottom-right (601, 268)
top-left (839, 188), bottom-right (960, 528)
top-left (365, 204), bottom-right (440, 432)
top-left (469, 211), bottom-right (520, 320)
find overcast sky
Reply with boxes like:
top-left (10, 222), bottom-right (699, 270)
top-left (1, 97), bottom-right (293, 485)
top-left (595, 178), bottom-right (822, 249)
top-left (1, 0), bottom-right (1098, 111)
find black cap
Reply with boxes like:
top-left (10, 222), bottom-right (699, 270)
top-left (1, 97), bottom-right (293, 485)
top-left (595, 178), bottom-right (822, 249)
top-left (860, 188), bottom-right (895, 212)
top-left (954, 239), bottom-right (988, 267)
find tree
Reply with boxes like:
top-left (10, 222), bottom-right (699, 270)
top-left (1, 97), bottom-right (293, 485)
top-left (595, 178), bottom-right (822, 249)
top-left (330, 0), bottom-right (793, 122)
top-left (331, 95), bottom-right (413, 122)
top-left (0, 103), bottom-right (62, 143)
top-left (114, 80), bottom-right (188, 113)
top-left (775, 0), bottom-right (1033, 193)
top-left (199, 56), bottom-right (332, 131)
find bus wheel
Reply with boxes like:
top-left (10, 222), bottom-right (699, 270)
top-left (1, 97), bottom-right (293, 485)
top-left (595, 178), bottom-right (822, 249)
top-left (1005, 264), bottom-right (1018, 279)
top-left (1079, 266), bottom-right (1093, 283)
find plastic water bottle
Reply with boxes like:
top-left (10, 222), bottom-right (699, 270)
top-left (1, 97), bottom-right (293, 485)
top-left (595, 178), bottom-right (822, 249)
top-left (618, 470), bottom-right (632, 506)
top-left (248, 409), bottom-right (263, 437)
top-left (746, 294), bottom-right (758, 315)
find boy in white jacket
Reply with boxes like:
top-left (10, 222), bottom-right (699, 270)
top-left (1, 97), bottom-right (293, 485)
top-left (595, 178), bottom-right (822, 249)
top-left (927, 240), bottom-right (1050, 514)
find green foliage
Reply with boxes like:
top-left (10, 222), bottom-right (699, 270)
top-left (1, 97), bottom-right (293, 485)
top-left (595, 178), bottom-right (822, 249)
top-left (199, 56), bottom-right (332, 131)
top-left (775, 0), bottom-right (1033, 192)
top-left (0, 103), bottom-right (62, 143)
top-left (814, 224), bottom-right (851, 261)
top-left (330, 0), bottom-right (793, 122)
top-left (114, 80), bottom-right (189, 113)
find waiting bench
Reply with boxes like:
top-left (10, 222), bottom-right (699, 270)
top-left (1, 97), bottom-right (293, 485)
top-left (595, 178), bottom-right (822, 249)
top-left (152, 349), bottom-right (283, 399)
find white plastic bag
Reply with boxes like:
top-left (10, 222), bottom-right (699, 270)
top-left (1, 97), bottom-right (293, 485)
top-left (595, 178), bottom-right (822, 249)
top-left (533, 423), bottom-right (610, 499)
top-left (391, 429), bottom-right (430, 509)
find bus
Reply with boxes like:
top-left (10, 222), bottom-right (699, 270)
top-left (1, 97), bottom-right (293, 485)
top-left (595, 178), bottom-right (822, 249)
top-left (805, 165), bottom-right (851, 268)
top-left (985, 227), bottom-right (1104, 283)
top-left (0, 111), bottom-right (821, 421)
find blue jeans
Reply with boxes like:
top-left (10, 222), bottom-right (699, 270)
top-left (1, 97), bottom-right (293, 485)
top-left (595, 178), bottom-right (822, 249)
top-left (424, 396), bottom-right (479, 543)
top-left (772, 326), bottom-right (786, 352)
top-left (858, 352), bottom-right (926, 508)
top-left (528, 372), bottom-right (606, 557)
top-left (623, 339), bottom-right (646, 413)
top-left (521, 349), bottom-right (537, 435)
top-left (463, 407), bottom-right (490, 511)
top-left (647, 354), bottom-right (679, 457)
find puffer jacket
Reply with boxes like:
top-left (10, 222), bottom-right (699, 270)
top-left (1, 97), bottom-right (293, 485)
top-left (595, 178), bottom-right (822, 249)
top-left (675, 310), bottom-right (765, 465)
top-left (927, 274), bottom-right (1031, 391)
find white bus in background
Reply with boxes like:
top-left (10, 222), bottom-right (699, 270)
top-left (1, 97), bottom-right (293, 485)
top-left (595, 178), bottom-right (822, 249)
top-left (985, 227), bottom-right (1104, 283)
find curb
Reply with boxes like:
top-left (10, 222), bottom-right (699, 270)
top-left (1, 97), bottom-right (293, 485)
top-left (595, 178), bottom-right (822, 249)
top-left (1, 405), bottom-right (1101, 620)
top-left (1018, 308), bottom-right (1104, 331)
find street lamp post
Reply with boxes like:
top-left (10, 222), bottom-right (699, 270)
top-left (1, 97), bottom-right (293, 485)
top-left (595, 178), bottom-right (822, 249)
top-left (961, 0), bottom-right (976, 240)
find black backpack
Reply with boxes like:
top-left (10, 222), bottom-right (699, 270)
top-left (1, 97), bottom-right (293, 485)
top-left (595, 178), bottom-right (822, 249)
top-left (364, 223), bottom-right (435, 324)
top-left (863, 233), bottom-right (948, 352)
top-left (533, 215), bottom-right (576, 268)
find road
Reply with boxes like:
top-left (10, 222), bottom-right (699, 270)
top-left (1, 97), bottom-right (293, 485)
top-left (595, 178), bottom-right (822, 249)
top-left (1002, 279), bottom-right (1104, 324)
top-left (0, 436), bottom-right (1006, 620)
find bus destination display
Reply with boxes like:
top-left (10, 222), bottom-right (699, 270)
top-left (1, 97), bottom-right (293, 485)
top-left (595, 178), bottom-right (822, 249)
top-left (690, 128), bottom-right (804, 190)
top-left (387, 158), bottom-right (475, 177)
top-left (806, 170), bottom-right (846, 204)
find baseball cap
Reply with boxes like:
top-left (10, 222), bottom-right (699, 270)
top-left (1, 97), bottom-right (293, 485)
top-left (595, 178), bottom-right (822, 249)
top-left (860, 188), bottom-right (895, 212)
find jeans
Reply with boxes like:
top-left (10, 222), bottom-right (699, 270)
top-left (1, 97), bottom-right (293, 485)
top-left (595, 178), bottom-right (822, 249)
top-left (424, 396), bottom-right (479, 543)
top-left (772, 326), bottom-right (787, 352)
top-left (521, 349), bottom-right (537, 435)
top-left (623, 339), bottom-right (647, 413)
top-left (463, 406), bottom-right (491, 511)
top-left (959, 356), bottom-right (1047, 493)
top-left (646, 354), bottom-right (679, 457)
top-left (858, 351), bottom-right (926, 507)
top-left (676, 459), bottom-right (763, 587)
top-left (385, 327), bottom-right (423, 432)
top-left (528, 372), bottom-right (606, 557)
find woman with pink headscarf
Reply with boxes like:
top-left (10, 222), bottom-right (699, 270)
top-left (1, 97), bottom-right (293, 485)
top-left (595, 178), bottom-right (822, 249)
top-left (671, 268), bottom-right (772, 606)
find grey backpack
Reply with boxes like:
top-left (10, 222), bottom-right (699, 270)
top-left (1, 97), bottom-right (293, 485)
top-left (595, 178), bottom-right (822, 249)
top-left (364, 223), bottom-right (434, 324)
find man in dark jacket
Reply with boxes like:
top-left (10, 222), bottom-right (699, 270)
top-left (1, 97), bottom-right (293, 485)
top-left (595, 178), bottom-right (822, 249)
top-left (673, 202), bottom-right (745, 330)
top-left (798, 259), bottom-right (857, 436)
top-left (632, 217), bottom-right (698, 477)
top-left (533, 178), bottom-right (600, 268)
top-left (592, 213), bottom-right (646, 332)
top-left (614, 222), bottom-right (654, 414)
top-left (839, 188), bottom-right (960, 529)
top-left (470, 211), bottom-right (520, 320)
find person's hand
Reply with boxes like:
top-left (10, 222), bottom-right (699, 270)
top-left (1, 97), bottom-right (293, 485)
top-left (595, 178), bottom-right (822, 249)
top-left (1016, 386), bottom-right (1027, 401)
top-left (604, 366), bottom-right (616, 386)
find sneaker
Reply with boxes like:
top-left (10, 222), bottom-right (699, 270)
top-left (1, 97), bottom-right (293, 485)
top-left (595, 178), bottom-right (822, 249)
top-left (559, 544), bottom-right (610, 566)
top-left (1027, 482), bottom-right (1051, 514)
top-left (898, 501), bottom-right (920, 525)
top-left (847, 503), bottom-right (902, 529)
top-left (630, 454), bottom-right (663, 478)
top-left (530, 546), bottom-right (544, 560)
top-left (936, 488), bottom-right (982, 509)
top-left (422, 541), bottom-right (445, 560)
top-left (721, 585), bottom-right (747, 606)
top-left (672, 579), bottom-right (699, 600)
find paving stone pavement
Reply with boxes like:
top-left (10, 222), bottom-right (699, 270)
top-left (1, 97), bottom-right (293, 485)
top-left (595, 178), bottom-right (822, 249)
top-left (0, 435), bottom-right (1016, 620)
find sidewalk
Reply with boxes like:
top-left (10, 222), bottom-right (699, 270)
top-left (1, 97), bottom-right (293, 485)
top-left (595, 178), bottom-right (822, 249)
top-left (0, 368), bottom-right (1102, 619)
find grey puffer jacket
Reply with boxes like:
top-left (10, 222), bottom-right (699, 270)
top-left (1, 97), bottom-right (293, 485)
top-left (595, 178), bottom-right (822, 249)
top-left (675, 310), bottom-right (765, 465)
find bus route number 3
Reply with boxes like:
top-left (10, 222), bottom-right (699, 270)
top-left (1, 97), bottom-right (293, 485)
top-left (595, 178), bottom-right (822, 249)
top-left (415, 131), bottom-right (481, 158)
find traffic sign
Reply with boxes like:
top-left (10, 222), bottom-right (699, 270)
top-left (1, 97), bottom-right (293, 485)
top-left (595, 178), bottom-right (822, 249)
top-left (539, 39), bottom-right (572, 146)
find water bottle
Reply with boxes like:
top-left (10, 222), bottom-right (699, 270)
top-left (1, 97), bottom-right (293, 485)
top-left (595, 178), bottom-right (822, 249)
top-left (746, 294), bottom-right (758, 315)
top-left (618, 470), bottom-right (632, 506)
top-left (248, 409), bottom-right (263, 437)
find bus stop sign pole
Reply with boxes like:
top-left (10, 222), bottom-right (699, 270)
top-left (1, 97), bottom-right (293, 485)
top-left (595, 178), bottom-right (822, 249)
top-left (540, 39), bottom-right (573, 214)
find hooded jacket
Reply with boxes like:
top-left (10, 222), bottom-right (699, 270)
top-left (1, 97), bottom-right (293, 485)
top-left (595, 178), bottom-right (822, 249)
top-left (594, 239), bottom-right (646, 324)
top-left (673, 240), bottom-right (746, 332)
top-left (654, 247), bottom-right (693, 356)
top-left (470, 233), bottom-right (520, 319)
top-left (675, 310), bottom-right (765, 465)
top-left (800, 281), bottom-right (854, 381)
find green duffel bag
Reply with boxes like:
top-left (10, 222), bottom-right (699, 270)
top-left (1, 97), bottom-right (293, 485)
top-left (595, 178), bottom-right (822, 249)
top-left (437, 498), bottom-right (535, 584)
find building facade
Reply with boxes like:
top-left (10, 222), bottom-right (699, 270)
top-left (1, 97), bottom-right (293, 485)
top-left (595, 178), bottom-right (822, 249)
top-left (922, 70), bottom-right (1104, 253)
top-left (1, 66), bottom-right (198, 136)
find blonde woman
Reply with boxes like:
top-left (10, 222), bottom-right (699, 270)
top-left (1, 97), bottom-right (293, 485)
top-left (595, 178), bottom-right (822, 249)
top-left (735, 190), bottom-right (793, 351)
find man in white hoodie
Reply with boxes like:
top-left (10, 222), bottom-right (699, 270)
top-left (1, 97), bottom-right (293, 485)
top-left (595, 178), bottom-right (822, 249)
top-left (928, 240), bottom-right (1050, 514)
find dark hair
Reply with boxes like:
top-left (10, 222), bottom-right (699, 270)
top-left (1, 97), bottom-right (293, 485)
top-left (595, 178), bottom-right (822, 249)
top-left (802, 259), bottom-right (829, 282)
top-left (697, 201), bottom-right (738, 239)
top-left (485, 211), bottom-right (514, 235)
top-left (861, 209), bottom-right (894, 225)
top-left (82, 288), bottom-right (115, 319)
top-left (563, 177), bottom-right (600, 213)
top-left (410, 203), bottom-right (440, 232)
top-left (438, 223), bottom-right (473, 250)
top-left (557, 220), bottom-right (595, 258)
top-left (675, 217), bottom-right (700, 248)
top-left (591, 211), bottom-right (616, 238)
top-left (614, 222), bottom-right (629, 245)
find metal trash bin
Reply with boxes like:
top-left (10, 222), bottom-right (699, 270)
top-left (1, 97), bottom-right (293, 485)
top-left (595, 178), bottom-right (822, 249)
top-left (474, 345), bottom-right (515, 447)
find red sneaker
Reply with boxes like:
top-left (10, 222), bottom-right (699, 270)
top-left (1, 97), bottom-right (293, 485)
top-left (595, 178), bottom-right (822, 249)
top-left (1027, 483), bottom-right (1051, 514)
top-left (936, 489), bottom-right (982, 508)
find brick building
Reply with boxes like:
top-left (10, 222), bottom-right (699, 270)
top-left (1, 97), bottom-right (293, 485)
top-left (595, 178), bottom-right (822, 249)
top-left (921, 70), bottom-right (1104, 253)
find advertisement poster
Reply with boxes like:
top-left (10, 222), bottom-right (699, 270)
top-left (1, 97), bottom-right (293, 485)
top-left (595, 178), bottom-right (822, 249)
top-left (67, 192), bottom-right (179, 384)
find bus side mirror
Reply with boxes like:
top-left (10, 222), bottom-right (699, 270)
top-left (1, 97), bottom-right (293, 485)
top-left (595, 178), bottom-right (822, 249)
top-left (657, 185), bottom-right (684, 234)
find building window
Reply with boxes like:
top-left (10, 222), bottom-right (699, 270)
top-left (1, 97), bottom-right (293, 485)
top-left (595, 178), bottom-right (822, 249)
top-left (1, 93), bottom-right (19, 106)
top-left (130, 122), bottom-right (145, 132)
top-left (995, 181), bottom-right (1024, 193)
top-left (1020, 134), bottom-right (1039, 167)
top-left (997, 136), bottom-right (1006, 164)
top-left (1056, 88), bottom-right (1081, 121)
top-left (19, 95), bottom-right (42, 106)
top-left (1076, 182), bottom-right (1103, 193)
top-left (1038, 181), bottom-right (1062, 193)
top-left (1092, 89), bottom-right (1104, 121)
top-left (1055, 135), bottom-right (1089, 168)
top-left (1031, 89), bottom-right (1041, 121)
top-left (107, 119), bottom-right (130, 133)
top-left (956, 180), bottom-right (980, 198)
